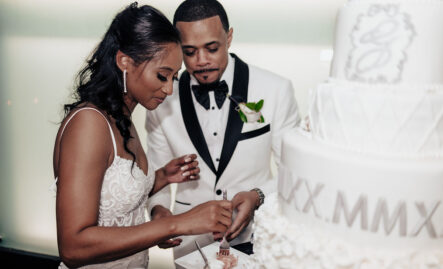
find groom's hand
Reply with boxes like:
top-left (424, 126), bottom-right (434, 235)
top-left (224, 191), bottom-right (260, 241)
top-left (151, 205), bottom-right (182, 248)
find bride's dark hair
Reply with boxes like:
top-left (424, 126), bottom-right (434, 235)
top-left (64, 2), bottom-right (180, 162)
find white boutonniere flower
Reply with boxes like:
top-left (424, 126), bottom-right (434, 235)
top-left (228, 94), bottom-right (265, 123)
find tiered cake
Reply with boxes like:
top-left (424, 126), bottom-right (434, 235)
top-left (252, 0), bottom-right (443, 268)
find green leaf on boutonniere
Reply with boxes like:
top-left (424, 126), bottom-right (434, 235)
top-left (227, 94), bottom-right (265, 123)
top-left (259, 115), bottom-right (265, 123)
top-left (238, 110), bottom-right (248, 123)
top-left (255, 100), bottom-right (264, 111)
top-left (245, 102), bottom-right (256, 110)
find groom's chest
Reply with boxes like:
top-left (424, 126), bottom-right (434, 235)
top-left (160, 92), bottom-right (273, 154)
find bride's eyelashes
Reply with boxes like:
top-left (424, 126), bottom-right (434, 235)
top-left (157, 73), bottom-right (167, 82)
top-left (158, 73), bottom-right (179, 82)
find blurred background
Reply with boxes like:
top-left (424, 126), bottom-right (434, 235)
top-left (0, 0), bottom-right (345, 267)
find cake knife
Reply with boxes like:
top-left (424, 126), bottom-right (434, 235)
top-left (219, 189), bottom-right (230, 256)
top-left (195, 240), bottom-right (210, 269)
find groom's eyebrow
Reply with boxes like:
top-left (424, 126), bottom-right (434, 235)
top-left (204, 41), bottom-right (219, 47)
top-left (181, 45), bottom-right (195, 50)
top-left (182, 41), bottom-right (220, 49)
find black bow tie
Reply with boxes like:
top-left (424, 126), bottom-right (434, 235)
top-left (191, 80), bottom-right (229, 110)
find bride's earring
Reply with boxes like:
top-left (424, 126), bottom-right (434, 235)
top-left (123, 69), bottom-right (127, 94)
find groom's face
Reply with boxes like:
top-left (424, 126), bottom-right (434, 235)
top-left (176, 16), bottom-right (233, 85)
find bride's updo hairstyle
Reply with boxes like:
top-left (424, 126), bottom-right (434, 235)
top-left (64, 2), bottom-right (180, 162)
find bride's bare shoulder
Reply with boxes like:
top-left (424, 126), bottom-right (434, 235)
top-left (54, 104), bottom-right (113, 173)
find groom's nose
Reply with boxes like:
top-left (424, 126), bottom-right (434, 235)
top-left (196, 50), bottom-right (210, 67)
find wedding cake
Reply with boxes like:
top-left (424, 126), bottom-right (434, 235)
top-left (252, 0), bottom-right (443, 268)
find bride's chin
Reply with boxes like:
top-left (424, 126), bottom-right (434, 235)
top-left (143, 102), bottom-right (159, 111)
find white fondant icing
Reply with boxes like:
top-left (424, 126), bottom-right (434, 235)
top-left (331, 1), bottom-right (443, 84)
top-left (309, 79), bottom-right (443, 156)
top-left (279, 130), bottom-right (443, 248)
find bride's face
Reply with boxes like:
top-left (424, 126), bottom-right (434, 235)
top-left (125, 42), bottom-right (183, 111)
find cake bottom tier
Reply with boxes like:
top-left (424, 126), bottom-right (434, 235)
top-left (252, 193), bottom-right (443, 269)
top-left (251, 129), bottom-right (443, 269)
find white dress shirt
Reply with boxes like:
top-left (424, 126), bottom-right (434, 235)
top-left (189, 55), bottom-right (235, 170)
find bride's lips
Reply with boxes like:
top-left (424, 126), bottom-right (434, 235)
top-left (154, 97), bottom-right (165, 103)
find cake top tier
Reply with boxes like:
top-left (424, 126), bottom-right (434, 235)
top-left (330, 1), bottom-right (443, 84)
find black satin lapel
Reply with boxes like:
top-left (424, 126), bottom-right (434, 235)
top-left (216, 54), bottom-right (249, 183)
top-left (179, 72), bottom-right (217, 174)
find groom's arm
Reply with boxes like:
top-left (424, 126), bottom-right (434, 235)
top-left (262, 78), bottom-right (301, 196)
top-left (240, 78), bottom-right (300, 200)
top-left (225, 78), bottom-right (300, 241)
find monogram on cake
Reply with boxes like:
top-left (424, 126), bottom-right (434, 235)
top-left (251, 0), bottom-right (443, 268)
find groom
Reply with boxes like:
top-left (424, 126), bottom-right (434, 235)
top-left (145, 0), bottom-right (300, 259)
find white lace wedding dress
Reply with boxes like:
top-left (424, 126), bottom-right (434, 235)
top-left (53, 107), bottom-right (155, 268)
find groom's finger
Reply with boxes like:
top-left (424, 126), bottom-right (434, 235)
top-left (228, 221), bottom-right (247, 241)
top-left (226, 210), bottom-right (248, 238)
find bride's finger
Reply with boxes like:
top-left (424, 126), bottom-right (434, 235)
top-left (191, 167), bottom-right (200, 175)
top-left (184, 174), bottom-right (200, 181)
top-left (158, 238), bottom-right (182, 249)
top-left (221, 207), bottom-right (231, 218)
top-left (176, 154), bottom-right (197, 166)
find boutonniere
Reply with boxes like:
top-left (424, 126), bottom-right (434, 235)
top-left (227, 94), bottom-right (265, 123)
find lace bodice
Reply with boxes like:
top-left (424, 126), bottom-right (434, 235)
top-left (98, 156), bottom-right (154, 227)
top-left (54, 108), bottom-right (155, 268)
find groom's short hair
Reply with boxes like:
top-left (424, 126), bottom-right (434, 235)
top-left (173, 0), bottom-right (230, 32)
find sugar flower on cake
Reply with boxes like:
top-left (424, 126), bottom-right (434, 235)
top-left (227, 94), bottom-right (265, 123)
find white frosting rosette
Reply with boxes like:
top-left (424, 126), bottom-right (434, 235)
top-left (250, 193), bottom-right (443, 269)
top-left (207, 257), bottom-right (225, 269)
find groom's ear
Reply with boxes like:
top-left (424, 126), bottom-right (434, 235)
top-left (116, 50), bottom-right (132, 72)
top-left (227, 28), bottom-right (233, 49)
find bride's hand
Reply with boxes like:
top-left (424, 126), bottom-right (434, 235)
top-left (162, 154), bottom-right (200, 184)
top-left (151, 154), bottom-right (199, 196)
top-left (176, 200), bottom-right (233, 235)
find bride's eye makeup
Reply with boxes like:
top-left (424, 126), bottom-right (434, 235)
top-left (157, 74), bottom-right (167, 82)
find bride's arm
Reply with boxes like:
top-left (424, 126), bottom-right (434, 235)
top-left (56, 111), bottom-right (231, 268)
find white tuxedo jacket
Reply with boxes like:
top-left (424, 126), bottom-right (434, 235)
top-left (145, 54), bottom-right (300, 258)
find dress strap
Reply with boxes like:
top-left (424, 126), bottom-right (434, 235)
top-left (60, 107), bottom-right (118, 158)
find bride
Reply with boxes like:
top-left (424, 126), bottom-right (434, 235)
top-left (52, 3), bottom-right (232, 268)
